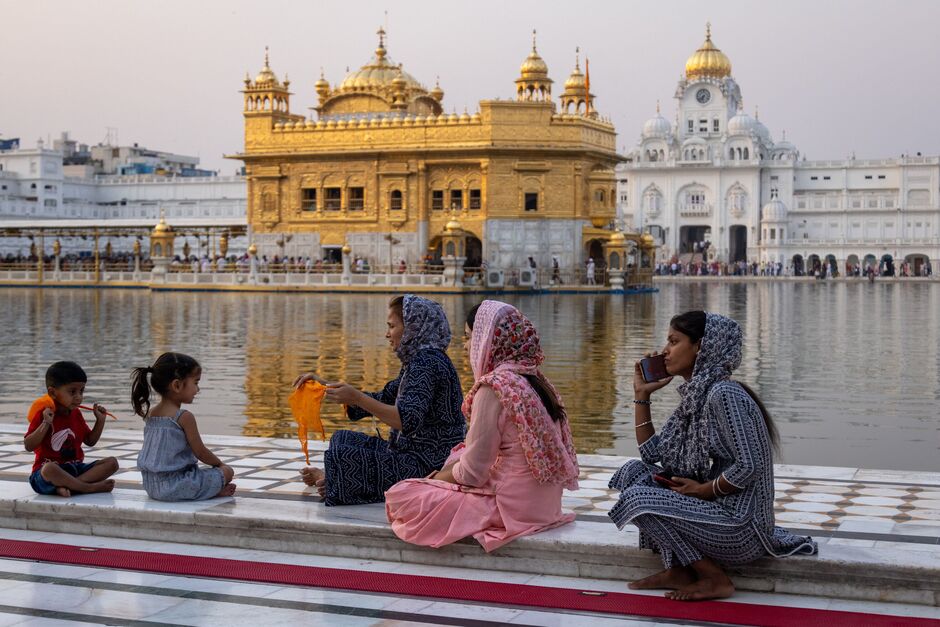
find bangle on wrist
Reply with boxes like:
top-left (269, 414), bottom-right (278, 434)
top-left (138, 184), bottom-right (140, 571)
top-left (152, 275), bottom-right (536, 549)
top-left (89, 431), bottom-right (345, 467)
top-left (633, 399), bottom-right (652, 405)
top-left (635, 420), bottom-right (652, 428)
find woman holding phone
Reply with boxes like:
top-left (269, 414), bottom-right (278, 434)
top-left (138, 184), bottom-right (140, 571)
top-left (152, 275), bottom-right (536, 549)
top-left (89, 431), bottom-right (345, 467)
top-left (608, 311), bottom-right (816, 601)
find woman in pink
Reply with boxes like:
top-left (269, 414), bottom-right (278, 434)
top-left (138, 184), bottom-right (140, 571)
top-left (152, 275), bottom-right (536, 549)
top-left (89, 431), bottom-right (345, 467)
top-left (385, 300), bottom-right (580, 552)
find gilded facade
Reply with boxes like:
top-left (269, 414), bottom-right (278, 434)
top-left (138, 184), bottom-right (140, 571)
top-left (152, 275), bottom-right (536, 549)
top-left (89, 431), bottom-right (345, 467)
top-left (235, 29), bottom-right (630, 272)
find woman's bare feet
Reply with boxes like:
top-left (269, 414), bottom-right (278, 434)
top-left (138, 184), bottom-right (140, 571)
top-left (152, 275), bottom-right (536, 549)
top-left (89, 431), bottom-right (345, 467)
top-left (217, 483), bottom-right (236, 497)
top-left (665, 558), bottom-right (734, 601)
top-left (629, 566), bottom-right (696, 590)
top-left (54, 487), bottom-right (72, 498)
top-left (301, 466), bottom-right (325, 487)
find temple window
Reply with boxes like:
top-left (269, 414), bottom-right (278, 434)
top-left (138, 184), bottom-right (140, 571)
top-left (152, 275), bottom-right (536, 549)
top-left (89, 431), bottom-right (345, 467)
top-left (524, 192), bottom-right (538, 212)
top-left (348, 187), bottom-right (365, 210)
top-left (469, 189), bottom-right (481, 209)
top-left (301, 188), bottom-right (317, 211)
top-left (713, 119), bottom-right (720, 132)
top-left (324, 187), bottom-right (341, 211)
top-left (450, 189), bottom-right (463, 210)
top-left (431, 190), bottom-right (444, 210)
top-left (390, 190), bottom-right (403, 211)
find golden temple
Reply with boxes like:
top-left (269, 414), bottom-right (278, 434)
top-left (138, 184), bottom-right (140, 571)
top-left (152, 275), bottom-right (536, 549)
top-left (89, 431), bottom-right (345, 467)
top-left (233, 28), bottom-right (647, 276)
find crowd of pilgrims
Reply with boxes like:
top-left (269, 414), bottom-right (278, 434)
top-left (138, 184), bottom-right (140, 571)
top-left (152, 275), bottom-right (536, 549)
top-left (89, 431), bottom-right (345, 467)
top-left (25, 295), bottom-right (816, 602)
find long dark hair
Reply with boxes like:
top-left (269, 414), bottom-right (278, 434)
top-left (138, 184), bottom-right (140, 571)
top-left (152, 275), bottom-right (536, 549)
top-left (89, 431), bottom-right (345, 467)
top-left (669, 310), bottom-right (780, 451)
top-left (466, 304), bottom-right (565, 422)
top-left (131, 352), bottom-right (201, 418)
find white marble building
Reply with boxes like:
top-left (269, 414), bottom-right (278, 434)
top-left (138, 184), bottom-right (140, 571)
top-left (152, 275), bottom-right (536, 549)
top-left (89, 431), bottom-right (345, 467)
top-left (617, 25), bottom-right (939, 275)
top-left (0, 136), bottom-right (246, 256)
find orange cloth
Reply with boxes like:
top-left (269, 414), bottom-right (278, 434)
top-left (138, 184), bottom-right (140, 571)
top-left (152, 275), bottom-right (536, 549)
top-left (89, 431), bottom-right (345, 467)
top-left (26, 394), bottom-right (118, 421)
top-left (289, 381), bottom-right (327, 464)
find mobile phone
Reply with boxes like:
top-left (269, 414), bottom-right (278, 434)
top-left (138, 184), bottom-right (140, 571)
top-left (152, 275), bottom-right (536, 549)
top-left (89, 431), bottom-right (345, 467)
top-left (653, 473), bottom-right (680, 488)
top-left (640, 354), bottom-right (669, 383)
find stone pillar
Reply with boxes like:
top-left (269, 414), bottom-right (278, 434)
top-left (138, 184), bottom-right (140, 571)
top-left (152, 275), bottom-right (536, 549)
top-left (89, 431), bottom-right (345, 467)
top-left (248, 243), bottom-right (259, 283)
top-left (341, 242), bottom-right (352, 285)
top-left (440, 215), bottom-right (466, 288)
top-left (52, 239), bottom-right (62, 280)
top-left (132, 239), bottom-right (142, 280)
top-left (149, 215), bottom-right (175, 280)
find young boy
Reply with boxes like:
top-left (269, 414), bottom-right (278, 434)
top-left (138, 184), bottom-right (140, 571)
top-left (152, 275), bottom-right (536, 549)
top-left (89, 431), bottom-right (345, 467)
top-left (24, 361), bottom-right (119, 497)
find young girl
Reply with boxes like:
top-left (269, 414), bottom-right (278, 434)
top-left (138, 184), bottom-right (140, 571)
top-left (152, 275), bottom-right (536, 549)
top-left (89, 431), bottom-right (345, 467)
top-left (131, 352), bottom-right (235, 500)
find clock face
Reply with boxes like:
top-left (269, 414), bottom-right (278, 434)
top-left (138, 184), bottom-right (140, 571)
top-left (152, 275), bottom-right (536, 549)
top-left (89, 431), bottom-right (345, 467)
top-left (696, 88), bottom-right (711, 104)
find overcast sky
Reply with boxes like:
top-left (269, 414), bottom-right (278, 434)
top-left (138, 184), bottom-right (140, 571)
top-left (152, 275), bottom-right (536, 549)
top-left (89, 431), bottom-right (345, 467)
top-left (3, 0), bottom-right (939, 173)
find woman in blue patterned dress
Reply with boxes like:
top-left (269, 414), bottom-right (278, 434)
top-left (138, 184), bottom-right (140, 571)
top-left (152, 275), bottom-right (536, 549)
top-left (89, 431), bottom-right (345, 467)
top-left (295, 295), bottom-right (465, 506)
top-left (608, 311), bottom-right (816, 601)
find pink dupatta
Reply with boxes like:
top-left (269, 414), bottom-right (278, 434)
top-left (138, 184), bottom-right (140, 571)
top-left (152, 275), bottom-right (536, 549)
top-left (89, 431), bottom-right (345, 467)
top-left (461, 300), bottom-right (580, 490)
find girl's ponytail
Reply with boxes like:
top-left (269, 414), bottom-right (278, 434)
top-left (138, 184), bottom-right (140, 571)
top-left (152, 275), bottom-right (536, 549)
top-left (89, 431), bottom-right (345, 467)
top-left (131, 366), bottom-right (153, 418)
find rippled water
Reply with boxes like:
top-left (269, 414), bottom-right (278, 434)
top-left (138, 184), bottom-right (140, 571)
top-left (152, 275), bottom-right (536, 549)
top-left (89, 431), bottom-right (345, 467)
top-left (1, 284), bottom-right (937, 471)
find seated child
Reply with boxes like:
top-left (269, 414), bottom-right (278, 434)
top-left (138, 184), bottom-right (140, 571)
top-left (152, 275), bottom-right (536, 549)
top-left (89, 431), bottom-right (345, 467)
top-left (132, 352), bottom-right (236, 500)
top-left (24, 361), bottom-right (119, 497)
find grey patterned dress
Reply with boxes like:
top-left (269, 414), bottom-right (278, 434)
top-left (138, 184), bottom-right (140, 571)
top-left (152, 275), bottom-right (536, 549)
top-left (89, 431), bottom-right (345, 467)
top-left (137, 409), bottom-right (225, 501)
top-left (608, 313), bottom-right (817, 569)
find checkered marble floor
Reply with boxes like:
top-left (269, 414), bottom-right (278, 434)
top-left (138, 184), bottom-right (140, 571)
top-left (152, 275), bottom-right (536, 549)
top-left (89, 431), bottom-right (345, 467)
top-left (1, 426), bottom-right (937, 547)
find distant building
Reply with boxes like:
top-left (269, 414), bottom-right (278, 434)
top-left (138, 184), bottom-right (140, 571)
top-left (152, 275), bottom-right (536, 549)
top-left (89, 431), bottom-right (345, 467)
top-left (0, 134), bottom-right (245, 256)
top-left (618, 24), bottom-right (939, 275)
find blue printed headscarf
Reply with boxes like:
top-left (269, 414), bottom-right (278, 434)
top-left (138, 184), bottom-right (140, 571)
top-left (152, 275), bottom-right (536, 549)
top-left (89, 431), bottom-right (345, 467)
top-left (658, 312), bottom-right (743, 481)
top-left (394, 295), bottom-right (452, 364)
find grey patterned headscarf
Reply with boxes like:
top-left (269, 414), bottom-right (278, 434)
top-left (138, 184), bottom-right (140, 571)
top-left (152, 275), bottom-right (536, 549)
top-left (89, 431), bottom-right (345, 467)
top-left (658, 312), bottom-right (743, 481)
top-left (394, 295), bottom-right (452, 364)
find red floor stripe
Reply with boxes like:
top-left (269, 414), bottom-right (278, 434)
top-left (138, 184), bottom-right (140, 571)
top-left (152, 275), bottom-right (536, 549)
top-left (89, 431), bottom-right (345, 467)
top-left (0, 539), bottom-right (934, 627)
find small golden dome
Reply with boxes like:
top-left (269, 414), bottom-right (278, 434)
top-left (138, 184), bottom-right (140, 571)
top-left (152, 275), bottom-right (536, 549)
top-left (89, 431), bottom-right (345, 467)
top-left (341, 242), bottom-right (352, 255)
top-left (445, 216), bottom-right (462, 232)
top-left (315, 69), bottom-right (329, 92)
top-left (247, 243), bottom-right (258, 255)
top-left (520, 30), bottom-right (549, 78)
top-left (609, 230), bottom-right (626, 243)
top-left (430, 78), bottom-right (444, 101)
top-left (641, 232), bottom-right (656, 246)
top-left (254, 47), bottom-right (279, 86)
top-left (685, 23), bottom-right (731, 81)
top-left (153, 215), bottom-right (172, 233)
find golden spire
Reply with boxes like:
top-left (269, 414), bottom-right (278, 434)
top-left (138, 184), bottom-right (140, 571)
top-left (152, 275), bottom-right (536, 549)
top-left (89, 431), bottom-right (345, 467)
top-left (575, 46), bottom-right (580, 71)
top-left (376, 26), bottom-right (387, 59)
top-left (532, 28), bottom-right (537, 52)
top-left (656, 99), bottom-right (660, 114)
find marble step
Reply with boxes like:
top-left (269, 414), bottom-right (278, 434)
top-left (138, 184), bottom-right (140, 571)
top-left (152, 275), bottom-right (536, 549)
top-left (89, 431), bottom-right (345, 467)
top-left (1, 482), bottom-right (937, 607)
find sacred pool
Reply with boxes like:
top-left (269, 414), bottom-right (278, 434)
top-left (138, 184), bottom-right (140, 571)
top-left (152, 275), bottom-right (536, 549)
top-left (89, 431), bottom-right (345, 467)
top-left (1, 282), bottom-right (936, 472)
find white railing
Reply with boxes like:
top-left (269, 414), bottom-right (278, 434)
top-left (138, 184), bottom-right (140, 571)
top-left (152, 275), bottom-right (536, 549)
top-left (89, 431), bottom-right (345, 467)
top-left (679, 203), bottom-right (712, 217)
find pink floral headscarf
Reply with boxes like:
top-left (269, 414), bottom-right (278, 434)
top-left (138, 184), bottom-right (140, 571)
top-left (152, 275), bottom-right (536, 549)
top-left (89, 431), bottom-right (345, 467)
top-left (462, 300), bottom-right (580, 490)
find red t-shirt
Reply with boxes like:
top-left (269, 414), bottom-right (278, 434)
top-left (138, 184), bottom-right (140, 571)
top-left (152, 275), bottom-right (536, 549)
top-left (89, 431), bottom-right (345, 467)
top-left (26, 406), bottom-right (91, 472)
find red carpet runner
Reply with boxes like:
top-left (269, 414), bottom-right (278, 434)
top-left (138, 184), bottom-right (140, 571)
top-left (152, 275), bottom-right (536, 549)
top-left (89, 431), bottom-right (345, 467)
top-left (0, 539), bottom-right (933, 627)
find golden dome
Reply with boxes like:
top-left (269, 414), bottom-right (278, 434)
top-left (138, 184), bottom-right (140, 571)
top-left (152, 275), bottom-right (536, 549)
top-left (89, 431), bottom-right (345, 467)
top-left (609, 230), bottom-right (626, 243)
top-left (254, 47), bottom-right (279, 86)
top-left (341, 242), bottom-right (351, 255)
top-left (520, 30), bottom-right (549, 78)
top-left (153, 215), bottom-right (172, 234)
top-left (338, 27), bottom-right (426, 91)
top-left (315, 69), bottom-right (330, 92)
top-left (430, 78), bottom-right (444, 101)
top-left (445, 216), bottom-right (463, 232)
top-left (563, 50), bottom-right (587, 94)
top-left (247, 243), bottom-right (258, 255)
top-left (685, 23), bottom-right (731, 80)
top-left (641, 232), bottom-right (656, 246)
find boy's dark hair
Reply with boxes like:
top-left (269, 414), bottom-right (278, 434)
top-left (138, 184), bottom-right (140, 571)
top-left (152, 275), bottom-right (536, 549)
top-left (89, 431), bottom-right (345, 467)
top-left (45, 361), bottom-right (87, 388)
top-left (130, 352), bottom-right (201, 418)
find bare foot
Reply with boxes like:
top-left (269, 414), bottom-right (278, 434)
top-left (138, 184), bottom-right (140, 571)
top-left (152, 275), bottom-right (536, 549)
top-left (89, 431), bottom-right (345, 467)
top-left (301, 466), bottom-right (325, 487)
top-left (629, 566), bottom-right (696, 590)
top-left (665, 574), bottom-right (734, 601)
top-left (315, 478), bottom-right (326, 498)
top-left (85, 480), bottom-right (115, 493)
top-left (217, 483), bottom-right (236, 497)
top-left (55, 487), bottom-right (72, 498)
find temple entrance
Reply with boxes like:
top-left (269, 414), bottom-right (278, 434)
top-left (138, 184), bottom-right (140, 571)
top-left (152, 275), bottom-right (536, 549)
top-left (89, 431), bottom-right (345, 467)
top-left (825, 254), bottom-right (838, 277)
top-left (791, 254), bottom-right (805, 276)
top-left (322, 246), bottom-right (342, 264)
top-left (905, 254), bottom-right (930, 276)
top-left (679, 225), bottom-right (709, 254)
top-left (880, 254), bottom-right (895, 276)
top-left (729, 225), bottom-right (747, 263)
top-left (464, 236), bottom-right (482, 269)
top-left (863, 254), bottom-right (877, 271)
top-left (807, 254), bottom-right (821, 275)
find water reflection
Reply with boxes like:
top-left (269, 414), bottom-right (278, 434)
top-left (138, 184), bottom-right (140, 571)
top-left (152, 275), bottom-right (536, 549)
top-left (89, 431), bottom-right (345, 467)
top-left (1, 284), bottom-right (936, 471)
